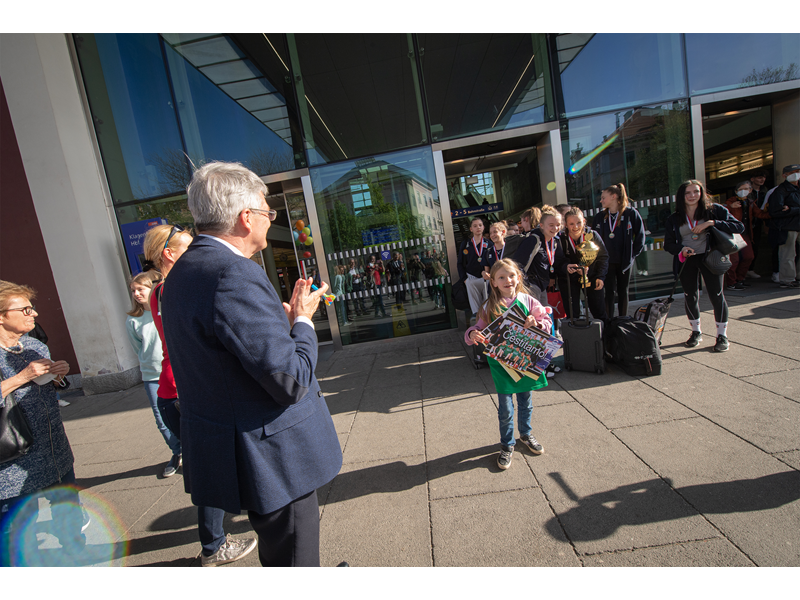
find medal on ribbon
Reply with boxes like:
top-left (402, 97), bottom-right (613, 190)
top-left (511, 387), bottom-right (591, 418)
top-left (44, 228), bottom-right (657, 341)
top-left (608, 212), bottom-right (619, 239)
top-left (546, 238), bottom-right (556, 273)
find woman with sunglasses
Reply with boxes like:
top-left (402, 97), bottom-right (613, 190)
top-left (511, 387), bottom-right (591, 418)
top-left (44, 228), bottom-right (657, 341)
top-left (1, 281), bottom-right (85, 564)
top-left (141, 224), bottom-right (193, 477)
top-left (141, 223), bottom-right (257, 564)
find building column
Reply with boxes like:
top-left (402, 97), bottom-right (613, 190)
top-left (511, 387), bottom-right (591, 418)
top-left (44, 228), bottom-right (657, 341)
top-left (0, 33), bottom-right (140, 394)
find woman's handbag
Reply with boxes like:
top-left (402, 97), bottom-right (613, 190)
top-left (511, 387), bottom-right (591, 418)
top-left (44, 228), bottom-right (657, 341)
top-left (0, 376), bottom-right (35, 464)
top-left (704, 249), bottom-right (733, 275)
top-left (708, 226), bottom-right (747, 256)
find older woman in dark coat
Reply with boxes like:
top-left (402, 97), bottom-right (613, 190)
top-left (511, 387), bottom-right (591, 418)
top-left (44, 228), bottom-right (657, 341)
top-left (0, 280), bottom-right (83, 565)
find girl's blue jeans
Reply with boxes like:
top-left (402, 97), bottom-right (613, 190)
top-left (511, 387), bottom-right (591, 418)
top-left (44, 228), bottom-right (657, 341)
top-left (497, 391), bottom-right (532, 449)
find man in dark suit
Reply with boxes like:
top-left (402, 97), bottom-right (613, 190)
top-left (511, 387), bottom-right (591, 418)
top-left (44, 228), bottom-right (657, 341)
top-left (161, 162), bottom-right (343, 567)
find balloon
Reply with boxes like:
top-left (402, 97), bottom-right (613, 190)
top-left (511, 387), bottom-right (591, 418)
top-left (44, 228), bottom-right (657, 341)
top-left (294, 220), bottom-right (305, 231)
top-left (292, 230), bottom-right (299, 241)
top-left (297, 232), bottom-right (307, 243)
top-left (302, 227), bottom-right (311, 235)
top-left (304, 236), bottom-right (314, 246)
top-left (303, 251), bottom-right (312, 258)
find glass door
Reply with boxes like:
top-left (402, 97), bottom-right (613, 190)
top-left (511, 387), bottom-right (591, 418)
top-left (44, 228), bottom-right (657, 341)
top-left (308, 146), bottom-right (457, 346)
top-left (256, 188), bottom-right (333, 344)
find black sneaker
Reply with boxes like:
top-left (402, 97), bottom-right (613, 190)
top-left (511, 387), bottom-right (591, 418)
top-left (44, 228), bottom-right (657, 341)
top-left (734, 282), bottom-right (746, 290)
top-left (713, 335), bottom-right (729, 352)
top-left (497, 446), bottom-right (514, 470)
top-left (685, 331), bottom-right (702, 347)
top-left (163, 453), bottom-right (182, 478)
top-left (726, 284), bottom-right (737, 290)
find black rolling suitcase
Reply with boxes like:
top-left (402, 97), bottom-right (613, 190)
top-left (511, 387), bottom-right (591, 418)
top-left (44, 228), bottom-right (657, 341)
top-left (561, 271), bottom-right (605, 374)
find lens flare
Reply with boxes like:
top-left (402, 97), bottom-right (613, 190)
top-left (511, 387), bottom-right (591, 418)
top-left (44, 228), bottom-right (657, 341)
top-left (1, 486), bottom-right (129, 566)
top-left (568, 134), bottom-right (619, 175)
top-left (546, 182), bottom-right (557, 191)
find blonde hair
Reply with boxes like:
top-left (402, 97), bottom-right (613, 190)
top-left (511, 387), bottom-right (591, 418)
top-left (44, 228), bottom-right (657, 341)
top-left (126, 271), bottom-right (163, 317)
top-left (539, 204), bottom-right (561, 226)
top-left (0, 280), bottom-right (36, 312)
top-left (142, 224), bottom-right (189, 271)
top-left (521, 207), bottom-right (541, 228)
top-left (479, 259), bottom-right (531, 324)
top-left (490, 221), bottom-right (507, 234)
top-left (602, 183), bottom-right (629, 213)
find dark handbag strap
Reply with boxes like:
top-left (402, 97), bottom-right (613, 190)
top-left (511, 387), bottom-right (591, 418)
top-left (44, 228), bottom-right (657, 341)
top-left (668, 259), bottom-right (689, 301)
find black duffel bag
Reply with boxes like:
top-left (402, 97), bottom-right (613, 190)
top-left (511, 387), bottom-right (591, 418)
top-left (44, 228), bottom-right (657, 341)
top-left (450, 278), bottom-right (470, 311)
top-left (605, 316), bottom-right (662, 377)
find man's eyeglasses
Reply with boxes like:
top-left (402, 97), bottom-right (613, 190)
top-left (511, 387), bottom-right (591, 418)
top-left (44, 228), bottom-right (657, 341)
top-left (163, 224), bottom-right (186, 250)
top-left (4, 305), bottom-right (35, 316)
top-left (249, 208), bottom-right (277, 221)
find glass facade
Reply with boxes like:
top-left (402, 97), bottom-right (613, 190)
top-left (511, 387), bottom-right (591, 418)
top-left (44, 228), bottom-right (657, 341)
top-left (310, 147), bottom-right (455, 345)
top-left (71, 32), bottom-right (800, 345)
top-left (418, 34), bottom-right (554, 141)
top-left (289, 34), bottom-right (428, 166)
top-left (562, 102), bottom-right (694, 299)
top-left (556, 33), bottom-right (686, 118)
top-left (74, 34), bottom-right (304, 206)
top-left (686, 34), bottom-right (800, 95)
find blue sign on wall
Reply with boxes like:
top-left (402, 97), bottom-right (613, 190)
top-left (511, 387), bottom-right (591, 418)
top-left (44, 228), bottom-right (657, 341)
top-left (451, 202), bottom-right (504, 218)
top-left (121, 218), bottom-right (167, 274)
top-left (362, 225), bottom-right (401, 246)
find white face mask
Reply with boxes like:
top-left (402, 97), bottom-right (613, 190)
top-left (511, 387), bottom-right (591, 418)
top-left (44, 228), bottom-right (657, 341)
top-left (736, 190), bottom-right (750, 198)
top-left (788, 172), bottom-right (800, 183)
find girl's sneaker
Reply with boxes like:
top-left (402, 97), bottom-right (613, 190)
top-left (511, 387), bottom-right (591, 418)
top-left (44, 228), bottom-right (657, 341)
top-left (497, 446), bottom-right (514, 470)
top-left (519, 434), bottom-right (544, 455)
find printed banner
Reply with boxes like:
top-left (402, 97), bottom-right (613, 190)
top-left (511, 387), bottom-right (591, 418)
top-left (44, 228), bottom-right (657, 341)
top-left (479, 304), bottom-right (562, 381)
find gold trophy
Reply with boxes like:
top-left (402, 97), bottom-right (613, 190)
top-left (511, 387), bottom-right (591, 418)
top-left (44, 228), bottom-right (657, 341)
top-left (576, 231), bottom-right (601, 288)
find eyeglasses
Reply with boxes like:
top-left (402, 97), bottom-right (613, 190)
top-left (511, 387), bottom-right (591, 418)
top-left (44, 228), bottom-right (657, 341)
top-left (249, 208), bottom-right (277, 221)
top-left (163, 224), bottom-right (186, 250)
top-left (4, 305), bottom-right (35, 316)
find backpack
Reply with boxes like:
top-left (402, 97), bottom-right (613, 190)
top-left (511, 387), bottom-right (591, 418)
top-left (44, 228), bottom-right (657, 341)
top-left (605, 316), bottom-right (662, 377)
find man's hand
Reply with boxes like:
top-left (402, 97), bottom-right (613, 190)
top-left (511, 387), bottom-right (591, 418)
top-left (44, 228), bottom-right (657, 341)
top-left (288, 277), bottom-right (329, 323)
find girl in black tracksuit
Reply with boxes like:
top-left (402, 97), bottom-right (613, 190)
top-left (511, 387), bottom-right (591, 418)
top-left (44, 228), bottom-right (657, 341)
top-left (664, 179), bottom-right (744, 353)
top-left (591, 183), bottom-right (645, 318)
top-left (557, 207), bottom-right (609, 323)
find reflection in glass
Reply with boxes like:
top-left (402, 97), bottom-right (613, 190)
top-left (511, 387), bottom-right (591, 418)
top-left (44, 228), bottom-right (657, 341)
top-left (282, 191), bottom-right (332, 343)
top-left (557, 33), bottom-right (686, 118)
top-left (74, 33), bottom-right (304, 207)
top-left (289, 34), bottom-right (427, 166)
top-left (418, 34), bottom-right (553, 141)
top-left (310, 147), bottom-right (455, 345)
top-left (73, 34), bottom-right (187, 204)
top-left (561, 103), bottom-right (693, 299)
top-left (686, 33), bottom-right (800, 95)
top-left (161, 34), bottom-right (299, 176)
top-left (444, 145), bottom-right (542, 236)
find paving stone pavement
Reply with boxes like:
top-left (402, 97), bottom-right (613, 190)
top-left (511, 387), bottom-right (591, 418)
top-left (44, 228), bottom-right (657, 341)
top-left (23, 282), bottom-right (800, 566)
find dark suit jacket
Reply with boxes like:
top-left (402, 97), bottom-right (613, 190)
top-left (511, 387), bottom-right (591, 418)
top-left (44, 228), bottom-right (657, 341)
top-left (161, 237), bottom-right (342, 515)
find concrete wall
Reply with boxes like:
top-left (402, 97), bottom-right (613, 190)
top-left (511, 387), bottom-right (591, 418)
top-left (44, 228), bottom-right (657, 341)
top-left (0, 33), bottom-right (139, 393)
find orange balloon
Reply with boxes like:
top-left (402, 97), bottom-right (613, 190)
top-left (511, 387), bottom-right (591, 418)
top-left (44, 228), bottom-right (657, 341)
top-left (295, 220), bottom-right (305, 231)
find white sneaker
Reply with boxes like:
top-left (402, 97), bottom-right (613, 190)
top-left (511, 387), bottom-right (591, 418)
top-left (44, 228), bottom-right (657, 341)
top-left (201, 535), bottom-right (258, 567)
top-left (58, 399), bottom-right (70, 407)
top-left (746, 271), bottom-right (761, 279)
top-left (771, 273), bottom-right (780, 283)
